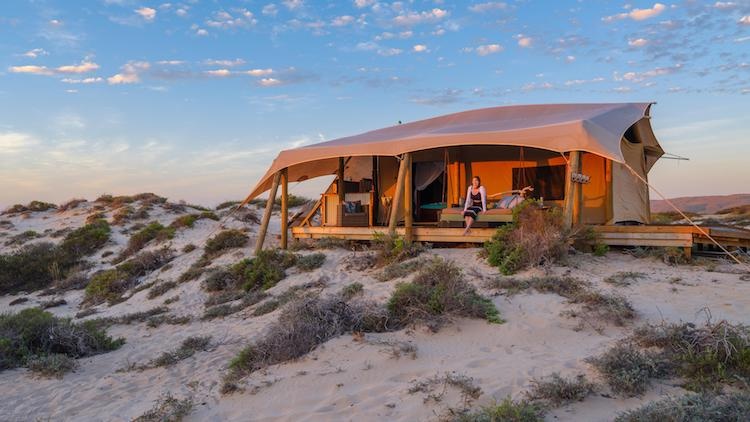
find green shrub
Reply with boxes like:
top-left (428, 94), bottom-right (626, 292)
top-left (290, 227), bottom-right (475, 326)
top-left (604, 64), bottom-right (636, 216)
top-left (593, 243), bottom-right (609, 256)
top-left (0, 243), bottom-right (60, 294)
top-left (484, 201), bottom-right (569, 275)
top-left (28, 200), bottom-right (58, 212)
top-left (340, 282), bottom-right (364, 300)
top-left (387, 258), bottom-right (502, 329)
top-left (375, 258), bottom-right (427, 282)
top-left (0, 308), bottom-right (123, 373)
top-left (614, 391), bottom-right (750, 422)
top-left (169, 212), bottom-right (219, 229)
top-left (234, 249), bottom-right (297, 291)
top-left (117, 222), bottom-right (175, 261)
top-left (588, 342), bottom-right (663, 396)
top-left (251, 299), bottom-right (280, 316)
top-left (216, 200), bottom-right (240, 210)
top-left (57, 219), bottom-right (111, 260)
top-left (133, 393), bottom-right (193, 422)
top-left (526, 373), bottom-right (596, 406)
top-left (148, 280), bottom-right (178, 299)
top-left (296, 252), bottom-right (326, 271)
top-left (27, 353), bottom-right (78, 378)
top-left (146, 336), bottom-right (212, 368)
top-left (203, 229), bottom-right (249, 259)
top-left (372, 232), bottom-right (426, 264)
top-left (453, 397), bottom-right (545, 422)
top-left (84, 270), bottom-right (131, 305)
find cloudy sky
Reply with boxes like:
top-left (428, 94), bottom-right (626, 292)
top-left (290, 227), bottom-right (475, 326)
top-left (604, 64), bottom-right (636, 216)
top-left (1, 0), bottom-right (748, 207)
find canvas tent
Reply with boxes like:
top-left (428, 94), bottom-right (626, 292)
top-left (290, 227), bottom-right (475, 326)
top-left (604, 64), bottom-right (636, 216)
top-left (245, 103), bottom-right (665, 248)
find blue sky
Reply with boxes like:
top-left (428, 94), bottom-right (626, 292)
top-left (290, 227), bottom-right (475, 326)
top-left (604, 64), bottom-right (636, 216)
top-left (0, 0), bottom-right (748, 207)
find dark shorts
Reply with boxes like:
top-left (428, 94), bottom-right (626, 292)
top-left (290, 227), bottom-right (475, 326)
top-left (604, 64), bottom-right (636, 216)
top-left (463, 206), bottom-right (482, 221)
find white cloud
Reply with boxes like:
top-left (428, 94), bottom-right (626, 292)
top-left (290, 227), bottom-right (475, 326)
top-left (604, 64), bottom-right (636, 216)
top-left (9, 60), bottom-right (99, 76)
top-left (203, 58), bottom-right (245, 67)
top-left (195, 28), bottom-right (209, 36)
top-left (206, 9), bottom-right (257, 29)
top-left (61, 77), bottom-right (103, 84)
top-left (0, 132), bottom-right (39, 154)
top-left (603, 3), bottom-right (665, 22)
top-left (354, 0), bottom-right (375, 8)
top-left (175, 8), bottom-right (188, 17)
top-left (204, 69), bottom-right (232, 77)
top-left (393, 8), bottom-right (448, 26)
top-left (740, 15), bottom-right (750, 25)
top-left (714, 2), bottom-right (737, 9)
top-left (475, 44), bottom-right (503, 56)
top-left (283, 0), bottom-right (303, 11)
top-left (378, 48), bottom-right (403, 56)
top-left (564, 77), bottom-right (605, 86)
top-left (262, 4), bottom-right (278, 16)
top-left (615, 64), bottom-right (682, 83)
top-left (628, 38), bottom-right (648, 47)
top-left (468, 2), bottom-right (507, 13)
top-left (565, 55), bottom-right (576, 62)
top-left (156, 60), bottom-right (184, 65)
top-left (413, 44), bottom-right (428, 52)
top-left (517, 36), bottom-right (532, 48)
top-left (331, 15), bottom-right (354, 27)
top-left (22, 48), bottom-right (48, 58)
top-left (245, 68), bottom-right (274, 76)
top-left (259, 77), bottom-right (282, 86)
top-left (107, 61), bottom-right (150, 85)
top-left (135, 7), bottom-right (157, 21)
top-left (49, 19), bottom-right (62, 26)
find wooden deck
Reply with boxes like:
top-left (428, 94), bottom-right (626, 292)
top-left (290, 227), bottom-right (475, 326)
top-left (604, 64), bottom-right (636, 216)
top-left (291, 224), bottom-right (750, 250)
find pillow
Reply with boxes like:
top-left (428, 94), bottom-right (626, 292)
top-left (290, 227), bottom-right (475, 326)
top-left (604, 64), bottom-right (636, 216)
top-left (497, 195), bottom-right (523, 209)
top-left (343, 201), bottom-right (356, 213)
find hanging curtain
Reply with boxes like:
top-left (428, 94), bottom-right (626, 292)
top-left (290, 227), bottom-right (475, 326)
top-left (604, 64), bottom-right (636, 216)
top-left (414, 161), bottom-right (445, 191)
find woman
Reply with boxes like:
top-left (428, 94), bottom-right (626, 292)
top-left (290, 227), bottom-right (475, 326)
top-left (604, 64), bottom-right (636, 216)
top-left (462, 176), bottom-right (487, 235)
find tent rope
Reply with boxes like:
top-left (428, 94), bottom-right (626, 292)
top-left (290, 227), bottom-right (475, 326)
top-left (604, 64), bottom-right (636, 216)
top-left (624, 164), bottom-right (750, 271)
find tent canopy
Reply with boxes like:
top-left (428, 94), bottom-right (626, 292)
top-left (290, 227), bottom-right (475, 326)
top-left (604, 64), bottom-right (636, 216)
top-left (246, 102), bottom-right (663, 200)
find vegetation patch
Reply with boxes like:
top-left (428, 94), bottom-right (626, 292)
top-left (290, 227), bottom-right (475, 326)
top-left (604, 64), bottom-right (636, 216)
top-left (614, 391), bottom-right (750, 422)
top-left (375, 258), bottom-right (427, 282)
top-left (58, 198), bottom-right (87, 212)
top-left (169, 212), bottom-right (219, 229)
top-left (295, 252), bottom-right (326, 271)
top-left (116, 221), bottom-right (175, 262)
top-left (340, 282), bottom-right (364, 300)
top-left (2, 201), bottom-right (57, 215)
top-left (525, 373), bottom-right (596, 407)
top-left (0, 308), bottom-right (124, 376)
top-left (222, 295), bottom-right (389, 393)
top-left (202, 291), bottom-right (267, 320)
top-left (587, 341), bottom-right (665, 396)
top-left (84, 248), bottom-right (174, 305)
top-left (133, 393), bottom-right (193, 422)
top-left (27, 353), bottom-right (78, 378)
top-left (604, 271), bottom-right (647, 287)
top-left (387, 258), bottom-right (503, 330)
top-left (452, 397), bottom-right (545, 422)
top-left (484, 201), bottom-right (569, 275)
top-left (202, 229), bottom-right (249, 259)
top-left (372, 232), bottom-right (426, 265)
top-left (133, 336), bottom-right (212, 370)
top-left (408, 372), bottom-right (482, 406)
top-left (148, 280), bottom-right (178, 299)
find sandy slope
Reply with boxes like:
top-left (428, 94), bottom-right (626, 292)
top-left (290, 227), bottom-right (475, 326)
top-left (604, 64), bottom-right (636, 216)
top-left (1, 201), bottom-right (749, 422)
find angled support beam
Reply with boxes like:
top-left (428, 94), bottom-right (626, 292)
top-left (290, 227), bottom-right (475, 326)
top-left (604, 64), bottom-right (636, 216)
top-left (255, 171), bottom-right (281, 255)
top-left (388, 154), bottom-right (408, 236)
top-left (280, 168), bottom-right (289, 250)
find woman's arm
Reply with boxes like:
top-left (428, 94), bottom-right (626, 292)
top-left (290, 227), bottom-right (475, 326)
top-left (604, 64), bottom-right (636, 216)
top-left (463, 186), bottom-right (471, 211)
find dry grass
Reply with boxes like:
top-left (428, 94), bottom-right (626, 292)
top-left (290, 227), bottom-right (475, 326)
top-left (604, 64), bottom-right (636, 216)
top-left (525, 373), bottom-right (596, 407)
top-left (133, 393), bottom-right (193, 422)
top-left (408, 372), bottom-right (482, 407)
top-left (587, 341), bottom-right (666, 396)
top-left (452, 397), bottom-right (545, 422)
top-left (614, 391), bottom-right (750, 422)
top-left (604, 271), bottom-right (647, 287)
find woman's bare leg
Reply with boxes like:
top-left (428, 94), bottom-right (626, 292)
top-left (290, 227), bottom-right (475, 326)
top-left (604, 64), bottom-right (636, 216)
top-left (463, 216), bottom-right (473, 235)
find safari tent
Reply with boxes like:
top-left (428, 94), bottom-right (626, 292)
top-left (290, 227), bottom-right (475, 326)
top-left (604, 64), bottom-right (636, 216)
top-left (244, 103), bottom-right (750, 254)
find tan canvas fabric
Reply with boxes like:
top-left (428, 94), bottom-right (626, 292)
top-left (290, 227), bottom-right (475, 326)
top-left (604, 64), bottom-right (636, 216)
top-left (246, 103), bottom-right (661, 200)
top-left (611, 140), bottom-right (651, 223)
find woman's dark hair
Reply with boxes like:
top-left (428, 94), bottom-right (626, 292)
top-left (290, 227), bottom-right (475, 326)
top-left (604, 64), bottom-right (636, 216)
top-left (472, 176), bottom-right (481, 186)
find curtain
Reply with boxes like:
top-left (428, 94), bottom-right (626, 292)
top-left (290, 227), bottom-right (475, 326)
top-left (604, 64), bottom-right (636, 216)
top-left (414, 161), bottom-right (445, 191)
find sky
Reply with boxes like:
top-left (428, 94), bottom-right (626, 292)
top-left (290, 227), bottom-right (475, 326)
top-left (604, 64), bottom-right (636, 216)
top-left (0, 0), bottom-right (748, 208)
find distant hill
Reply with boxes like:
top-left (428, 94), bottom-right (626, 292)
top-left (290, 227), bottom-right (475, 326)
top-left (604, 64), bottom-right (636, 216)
top-left (651, 194), bottom-right (750, 214)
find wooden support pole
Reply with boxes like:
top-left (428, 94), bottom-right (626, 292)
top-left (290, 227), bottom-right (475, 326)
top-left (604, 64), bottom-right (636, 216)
top-left (337, 157), bottom-right (345, 202)
top-left (403, 153), bottom-right (413, 243)
top-left (254, 171), bottom-right (281, 255)
top-left (280, 168), bottom-right (289, 250)
top-left (563, 151), bottom-right (581, 229)
top-left (388, 155), bottom-right (408, 235)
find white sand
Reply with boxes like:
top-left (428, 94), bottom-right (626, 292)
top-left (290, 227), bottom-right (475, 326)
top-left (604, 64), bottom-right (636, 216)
top-left (1, 200), bottom-right (749, 421)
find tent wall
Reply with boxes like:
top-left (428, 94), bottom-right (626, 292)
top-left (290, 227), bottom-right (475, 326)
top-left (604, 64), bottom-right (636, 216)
top-left (611, 139), bottom-right (651, 224)
top-left (580, 153), bottom-right (608, 224)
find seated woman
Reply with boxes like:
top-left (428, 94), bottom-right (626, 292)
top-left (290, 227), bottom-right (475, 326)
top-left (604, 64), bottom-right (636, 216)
top-left (462, 176), bottom-right (487, 235)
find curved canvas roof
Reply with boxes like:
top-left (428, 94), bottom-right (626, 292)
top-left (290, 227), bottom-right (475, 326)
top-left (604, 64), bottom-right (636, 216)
top-left (246, 102), bottom-right (663, 199)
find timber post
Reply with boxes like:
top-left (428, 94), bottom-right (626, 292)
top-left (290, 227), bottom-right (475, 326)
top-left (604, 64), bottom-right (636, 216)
top-left (388, 154), bottom-right (408, 236)
top-left (280, 168), bottom-right (289, 250)
top-left (254, 171), bottom-right (281, 255)
top-left (563, 151), bottom-right (582, 229)
top-left (403, 153), bottom-right (413, 243)
top-left (337, 157), bottom-right (345, 202)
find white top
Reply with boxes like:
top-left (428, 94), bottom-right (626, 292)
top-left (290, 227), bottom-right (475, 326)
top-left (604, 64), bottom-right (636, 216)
top-left (464, 186), bottom-right (487, 212)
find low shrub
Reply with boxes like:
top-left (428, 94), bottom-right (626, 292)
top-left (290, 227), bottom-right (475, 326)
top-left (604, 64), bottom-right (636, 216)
top-left (375, 258), bottom-right (426, 282)
top-left (133, 393), bottom-right (193, 422)
top-left (372, 232), bottom-right (426, 264)
top-left (85, 248), bottom-right (175, 305)
top-left (117, 222), bottom-right (175, 261)
top-left (3, 200), bottom-right (58, 214)
top-left (0, 243), bottom-right (60, 294)
top-left (295, 252), bottom-right (326, 271)
top-left (409, 372), bottom-right (482, 406)
top-left (58, 198), bottom-right (87, 212)
top-left (169, 212), bottom-right (219, 230)
top-left (216, 200), bottom-right (240, 210)
top-left (252, 299), bottom-right (280, 316)
top-left (604, 271), bottom-right (646, 287)
top-left (148, 280), bottom-right (178, 299)
top-left (145, 336), bottom-right (212, 368)
top-left (387, 258), bottom-right (502, 329)
top-left (484, 200), bottom-right (569, 275)
top-left (57, 219), bottom-right (111, 262)
top-left (587, 341), bottom-right (663, 396)
top-left (202, 291), bottom-right (267, 320)
top-left (235, 249), bottom-right (297, 291)
top-left (27, 353), bottom-right (78, 378)
top-left (453, 397), bottom-right (545, 422)
top-left (222, 295), bottom-right (389, 392)
top-left (0, 308), bottom-right (124, 374)
top-left (203, 229), bottom-right (249, 259)
top-left (525, 373), bottom-right (596, 407)
top-left (340, 282), bottom-right (364, 300)
top-left (614, 391), bottom-right (750, 422)
top-left (111, 206), bottom-right (133, 225)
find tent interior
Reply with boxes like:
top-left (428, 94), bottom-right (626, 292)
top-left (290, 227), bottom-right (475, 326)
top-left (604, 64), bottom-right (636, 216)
top-left (298, 138), bottom-right (652, 229)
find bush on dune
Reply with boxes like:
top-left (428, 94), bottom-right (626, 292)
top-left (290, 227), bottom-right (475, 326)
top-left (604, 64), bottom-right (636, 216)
top-left (0, 220), bottom-right (111, 295)
top-left (484, 200), bottom-right (569, 275)
top-left (0, 308), bottom-right (124, 377)
top-left (116, 221), bottom-right (175, 262)
top-left (202, 229), bottom-right (249, 259)
top-left (84, 248), bottom-right (174, 305)
top-left (614, 391), bottom-right (750, 422)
